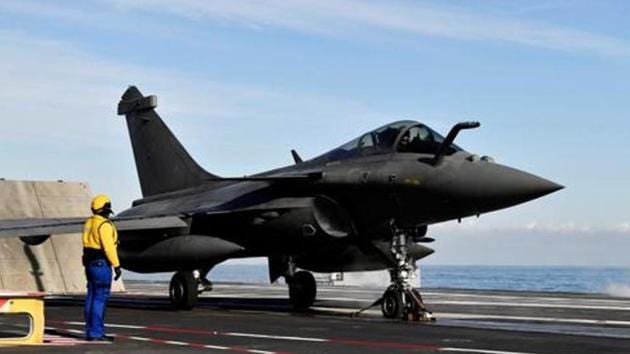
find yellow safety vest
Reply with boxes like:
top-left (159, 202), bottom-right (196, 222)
top-left (82, 215), bottom-right (120, 267)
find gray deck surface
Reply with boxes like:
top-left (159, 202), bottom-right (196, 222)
top-left (1, 281), bottom-right (629, 353)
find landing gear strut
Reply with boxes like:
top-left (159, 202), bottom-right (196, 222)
top-left (384, 228), bottom-right (433, 321)
top-left (284, 259), bottom-right (317, 310)
top-left (194, 267), bottom-right (213, 294)
top-left (169, 271), bottom-right (198, 310)
top-left (356, 226), bottom-right (434, 321)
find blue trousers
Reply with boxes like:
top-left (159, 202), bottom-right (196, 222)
top-left (84, 260), bottom-right (112, 339)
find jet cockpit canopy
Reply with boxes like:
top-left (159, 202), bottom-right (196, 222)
top-left (314, 120), bottom-right (463, 163)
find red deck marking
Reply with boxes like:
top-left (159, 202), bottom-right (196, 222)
top-left (48, 320), bottom-right (548, 354)
top-left (146, 325), bottom-right (221, 336)
top-left (149, 338), bottom-right (168, 345)
top-left (115, 333), bottom-right (279, 353)
top-left (146, 324), bottom-right (443, 351)
top-left (116, 334), bottom-right (285, 354)
top-left (50, 320), bottom-right (444, 352)
top-left (147, 324), bottom-right (441, 351)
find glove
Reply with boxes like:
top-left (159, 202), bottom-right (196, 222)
top-left (114, 267), bottom-right (122, 281)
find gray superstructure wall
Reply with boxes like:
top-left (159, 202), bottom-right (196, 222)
top-left (0, 180), bottom-right (124, 293)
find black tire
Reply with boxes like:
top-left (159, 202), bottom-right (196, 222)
top-left (381, 288), bottom-right (404, 319)
top-left (288, 271), bottom-right (316, 310)
top-left (169, 271), bottom-right (198, 310)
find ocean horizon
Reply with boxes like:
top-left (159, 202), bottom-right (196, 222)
top-left (126, 264), bottom-right (630, 298)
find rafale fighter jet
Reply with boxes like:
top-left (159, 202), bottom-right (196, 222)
top-left (0, 87), bottom-right (562, 320)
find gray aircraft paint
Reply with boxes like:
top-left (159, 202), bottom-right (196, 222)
top-left (0, 86), bottom-right (562, 278)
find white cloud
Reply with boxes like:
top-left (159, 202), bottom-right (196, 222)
top-left (523, 221), bottom-right (593, 234)
top-left (0, 30), bottom-right (380, 145)
top-left (98, 0), bottom-right (630, 57)
top-left (0, 1), bottom-right (186, 39)
top-left (615, 222), bottom-right (630, 233)
top-left (0, 30), bottom-right (387, 207)
top-left (431, 218), bottom-right (630, 236)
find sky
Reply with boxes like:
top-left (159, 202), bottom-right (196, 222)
top-left (1, 0), bottom-right (630, 266)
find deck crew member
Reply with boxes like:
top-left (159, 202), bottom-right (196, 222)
top-left (82, 194), bottom-right (122, 341)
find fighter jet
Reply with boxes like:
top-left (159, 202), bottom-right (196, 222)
top-left (0, 86), bottom-right (562, 320)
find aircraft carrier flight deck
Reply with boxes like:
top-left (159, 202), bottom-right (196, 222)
top-left (1, 281), bottom-right (629, 354)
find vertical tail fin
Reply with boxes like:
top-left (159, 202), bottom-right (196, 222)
top-left (117, 86), bottom-right (218, 197)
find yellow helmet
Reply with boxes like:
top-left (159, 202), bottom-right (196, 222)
top-left (91, 194), bottom-right (112, 214)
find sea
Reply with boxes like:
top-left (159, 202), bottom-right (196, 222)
top-left (126, 264), bottom-right (630, 297)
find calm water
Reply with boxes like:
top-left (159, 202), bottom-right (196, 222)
top-left (420, 265), bottom-right (630, 295)
top-left (126, 264), bottom-right (630, 296)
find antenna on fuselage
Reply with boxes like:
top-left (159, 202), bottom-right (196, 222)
top-left (291, 149), bottom-right (303, 164)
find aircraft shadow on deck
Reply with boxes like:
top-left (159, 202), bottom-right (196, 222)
top-left (46, 296), bottom-right (366, 318)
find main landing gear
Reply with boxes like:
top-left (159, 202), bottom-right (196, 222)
top-left (169, 271), bottom-right (197, 310)
top-left (284, 260), bottom-right (317, 311)
top-left (169, 268), bottom-right (213, 310)
top-left (357, 227), bottom-right (434, 322)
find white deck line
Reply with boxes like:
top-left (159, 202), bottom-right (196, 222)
top-left (225, 332), bottom-right (328, 342)
top-left (437, 312), bottom-right (630, 327)
top-left (312, 295), bottom-right (630, 311)
top-left (427, 300), bottom-right (630, 311)
top-left (441, 348), bottom-right (539, 354)
top-left (311, 307), bottom-right (630, 327)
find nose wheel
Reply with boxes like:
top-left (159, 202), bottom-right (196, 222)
top-left (377, 285), bottom-right (433, 321)
top-left (381, 287), bottom-right (404, 319)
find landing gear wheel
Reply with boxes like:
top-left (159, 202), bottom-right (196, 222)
top-left (381, 288), bottom-right (404, 319)
top-left (288, 271), bottom-right (316, 310)
top-left (169, 271), bottom-right (198, 310)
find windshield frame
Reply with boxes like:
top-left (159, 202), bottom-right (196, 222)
top-left (394, 123), bottom-right (463, 156)
top-left (309, 121), bottom-right (465, 164)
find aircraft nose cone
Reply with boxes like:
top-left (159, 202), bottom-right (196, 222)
top-left (449, 163), bottom-right (564, 213)
top-left (500, 167), bottom-right (563, 200)
top-left (525, 175), bottom-right (564, 198)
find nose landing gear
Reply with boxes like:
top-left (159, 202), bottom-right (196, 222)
top-left (356, 227), bottom-right (434, 321)
top-left (379, 285), bottom-right (433, 321)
